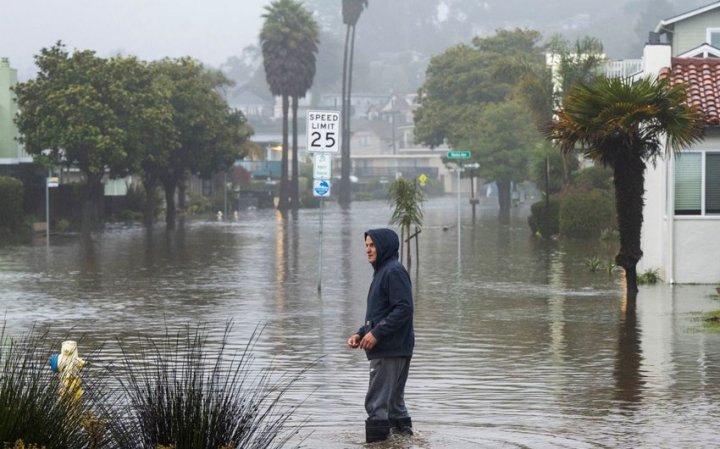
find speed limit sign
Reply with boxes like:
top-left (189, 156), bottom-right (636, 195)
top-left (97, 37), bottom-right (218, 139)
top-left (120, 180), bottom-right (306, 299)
top-left (306, 110), bottom-right (341, 153)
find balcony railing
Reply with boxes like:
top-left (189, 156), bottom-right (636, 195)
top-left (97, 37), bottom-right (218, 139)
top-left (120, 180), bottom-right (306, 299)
top-left (603, 60), bottom-right (643, 79)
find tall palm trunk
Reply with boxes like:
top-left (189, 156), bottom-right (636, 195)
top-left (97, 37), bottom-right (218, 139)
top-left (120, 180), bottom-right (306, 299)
top-left (279, 94), bottom-right (290, 212)
top-left (291, 95), bottom-right (299, 211)
top-left (339, 24), bottom-right (355, 209)
top-left (613, 155), bottom-right (645, 293)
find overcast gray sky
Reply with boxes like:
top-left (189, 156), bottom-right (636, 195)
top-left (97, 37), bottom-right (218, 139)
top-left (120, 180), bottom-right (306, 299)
top-left (1, 0), bottom-right (269, 80)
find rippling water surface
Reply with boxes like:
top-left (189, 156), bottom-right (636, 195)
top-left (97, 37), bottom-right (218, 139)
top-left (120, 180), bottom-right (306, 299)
top-left (1, 197), bottom-right (719, 448)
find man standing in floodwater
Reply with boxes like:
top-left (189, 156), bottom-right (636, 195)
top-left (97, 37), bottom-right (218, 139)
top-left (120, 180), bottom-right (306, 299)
top-left (347, 228), bottom-right (415, 443)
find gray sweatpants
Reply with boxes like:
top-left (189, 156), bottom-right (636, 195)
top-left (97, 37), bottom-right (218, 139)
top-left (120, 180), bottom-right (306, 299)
top-left (365, 357), bottom-right (411, 421)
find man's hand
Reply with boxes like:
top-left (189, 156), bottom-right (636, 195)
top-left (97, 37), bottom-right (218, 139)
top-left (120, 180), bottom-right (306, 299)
top-left (347, 334), bottom-right (361, 349)
top-left (359, 332), bottom-right (377, 350)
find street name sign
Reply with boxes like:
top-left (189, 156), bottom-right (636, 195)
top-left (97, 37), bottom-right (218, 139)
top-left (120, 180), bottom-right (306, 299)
top-left (307, 110), bottom-right (341, 153)
top-left (47, 177), bottom-right (59, 188)
top-left (313, 153), bottom-right (332, 180)
top-left (447, 151), bottom-right (471, 159)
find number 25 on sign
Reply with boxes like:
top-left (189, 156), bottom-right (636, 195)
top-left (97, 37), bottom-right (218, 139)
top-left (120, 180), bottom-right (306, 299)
top-left (306, 110), bottom-right (341, 153)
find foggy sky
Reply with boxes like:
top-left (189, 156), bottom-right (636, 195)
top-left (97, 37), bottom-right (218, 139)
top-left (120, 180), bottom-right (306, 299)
top-left (1, 0), bottom-right (269, 80)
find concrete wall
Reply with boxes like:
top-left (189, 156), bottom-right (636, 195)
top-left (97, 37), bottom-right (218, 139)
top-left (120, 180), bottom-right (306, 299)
top-left (673, 219), bottom-right (720, 283)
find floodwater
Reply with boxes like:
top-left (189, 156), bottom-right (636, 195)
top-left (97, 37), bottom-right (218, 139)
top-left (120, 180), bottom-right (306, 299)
top-left (1, 197), bottom-right (720, 448)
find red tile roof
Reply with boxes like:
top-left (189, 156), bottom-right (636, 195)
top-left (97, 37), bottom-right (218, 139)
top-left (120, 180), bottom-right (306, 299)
top-left (660, 57), bottom-right (720, 125)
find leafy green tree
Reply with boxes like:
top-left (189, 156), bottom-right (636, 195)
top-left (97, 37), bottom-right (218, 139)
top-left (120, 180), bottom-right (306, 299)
top-left (111, 56), bottom-right (179, 227)
top-left (14, 42), bottom-right (140, 231)
top-left (545, 76), bottom-right (705, 293)
top-left (414, 29), bottom-right (540, 148)
top-left (339, 0), bottom-right (368, 209)
top-left (458, 100), bottom-right (541, 216)
top-left (499, 34), bottom-right (605, 185)
top-left (152, 58), bottom-right (250, 228)
top-left (261, 0), bottom-right (319, 213)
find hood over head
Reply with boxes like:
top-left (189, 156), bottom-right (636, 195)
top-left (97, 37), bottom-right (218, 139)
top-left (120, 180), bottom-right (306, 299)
top-left (365, 228), bottom-right (400, 269)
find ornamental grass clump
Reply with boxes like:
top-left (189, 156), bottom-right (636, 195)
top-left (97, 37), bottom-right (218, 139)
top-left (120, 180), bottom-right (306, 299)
top-left (0, 326), bottom-right (109, 449)
top-left (107, 323), bottom-right (309, 449)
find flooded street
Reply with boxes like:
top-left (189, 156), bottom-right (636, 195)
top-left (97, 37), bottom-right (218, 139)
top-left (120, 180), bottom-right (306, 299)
top-left (1, 197), bottom-right (719, 448)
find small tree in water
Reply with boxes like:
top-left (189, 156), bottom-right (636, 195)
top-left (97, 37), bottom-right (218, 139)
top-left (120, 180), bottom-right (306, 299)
top-left (388, 178), bottom-right (424, 269)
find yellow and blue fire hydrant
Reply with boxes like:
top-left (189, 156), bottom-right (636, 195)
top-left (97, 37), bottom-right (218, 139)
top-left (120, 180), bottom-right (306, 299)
top-left (49, 340), bottom-right (86, 404)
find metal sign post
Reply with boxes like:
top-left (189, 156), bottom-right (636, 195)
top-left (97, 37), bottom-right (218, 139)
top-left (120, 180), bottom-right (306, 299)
top-left (447, 151), bottom-right (471, 271)
top-left (46, 174), bottom-right (59, 245)
top-left (313, 178), bottom-right (331, 292)
top-left (307, 110), bottom-right (340, 293)
top-left (457, 166), bottom-right (462, 270)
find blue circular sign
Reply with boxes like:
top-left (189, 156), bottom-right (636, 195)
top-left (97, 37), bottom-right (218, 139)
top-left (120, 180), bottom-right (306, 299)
top-left (314, 180), bottom-right (330, 196)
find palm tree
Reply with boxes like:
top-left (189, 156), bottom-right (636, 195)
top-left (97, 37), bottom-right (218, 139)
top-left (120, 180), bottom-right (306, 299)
top-left (261, 0), bottom-right (318, 212)
top-left (545, 76), bottom-right (705, 293)
top-left (388, 178), bottom-right (424, 270)
top-left (501, 35), bottom-right (605, 185)
top-left (290, 8), bottom-right (319, 212)
top-left (339, 0), bottom-right (369, 209)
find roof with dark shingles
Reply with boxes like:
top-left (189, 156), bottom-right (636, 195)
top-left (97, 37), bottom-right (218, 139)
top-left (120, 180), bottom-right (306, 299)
top-left (660, 57), bottom-right (720, 125)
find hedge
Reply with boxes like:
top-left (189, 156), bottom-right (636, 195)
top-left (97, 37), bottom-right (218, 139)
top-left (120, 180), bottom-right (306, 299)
top-left (559, 188), bottom-right (616, 238)
top-left (0, 176), bottom-right (24, 232)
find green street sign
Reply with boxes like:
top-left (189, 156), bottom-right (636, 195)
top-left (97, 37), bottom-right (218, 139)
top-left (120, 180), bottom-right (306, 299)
top-left (447, 150), bottom-right (471, 159)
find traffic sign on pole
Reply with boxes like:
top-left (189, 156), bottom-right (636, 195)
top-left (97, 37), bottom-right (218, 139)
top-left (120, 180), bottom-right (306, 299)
top-left (313, 153), bottom-right (332, 180)
top-left (307, 110), bottom-right (341, 153)
top-left (313, 179), bottom-right (331, 197)
top-left (447, 150), bottom-right (471, 159)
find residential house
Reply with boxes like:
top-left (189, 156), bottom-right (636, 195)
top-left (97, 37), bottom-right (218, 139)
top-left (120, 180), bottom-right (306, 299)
top-left (640, 1), bottom-right (720, 283)
top-left (0, 58), bottom-right (30, 168)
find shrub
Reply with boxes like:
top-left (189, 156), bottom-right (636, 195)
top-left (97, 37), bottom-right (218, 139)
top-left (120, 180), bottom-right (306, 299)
top-left (638, 268), bottom-right (662, 285)
top-left (573, 165), bottom-right (614, 191)
top-left (0, 176), bottom-right (25, 232)
top-left (0, 326), bottom-right (106, 448)
top-left (528, 197), bottom-right (560, 237)
top-left (106, 323), bottom-right (310, 449)
top-left (300, 190), bottom-right (321, 208)
top-left (559, 188), bottom-right (616, 238)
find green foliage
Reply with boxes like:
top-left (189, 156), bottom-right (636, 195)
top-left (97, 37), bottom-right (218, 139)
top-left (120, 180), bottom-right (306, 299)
top-left (637, 268), bottom-right (662, 285)
top-left (186, 193), bottom-right (212, 216)
top-left (107, 323), bottom-right (309, 449)
top-left (0, 323), bottom-right (310, 449)
top-left (261, 0), bottom-right (319, 98)
top-left (546, 76), bottom-right (706, 291)
top-left (0, 327), bottom-right (100, 448)
top-left (528, 197), bottom-right (560, 238)
top-left (573, 165), bottom-right (613, 191)
top-left (388, 178), bottom-right (424, 232)
top-left (559, 188), bottom-right (616, 238)
top-left (0, 176), bottom-right (24, 232)
top-left (702, 310), bottom-right (720, 331)
top-left (585, 256), bottom-right (603, 272)
top-left (299, 190), bottom-right (321, 208)
top-left (414, 29), bottom-right (541, 148)
top-left (459, 100), bottom-right (540, 184)
top-left (529, 143), bottom-right (568, 195)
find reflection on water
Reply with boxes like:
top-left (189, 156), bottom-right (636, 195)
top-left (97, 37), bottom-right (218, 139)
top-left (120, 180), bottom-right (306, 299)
top-left (1, 197), bottom-right (720, 448)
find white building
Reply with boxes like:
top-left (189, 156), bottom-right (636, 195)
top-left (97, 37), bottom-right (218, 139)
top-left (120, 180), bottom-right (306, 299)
top-left (639, 2), bottom-right (720, 283)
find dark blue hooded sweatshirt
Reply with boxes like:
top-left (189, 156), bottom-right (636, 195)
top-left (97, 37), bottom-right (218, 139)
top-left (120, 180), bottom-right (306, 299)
top-left (357, 228), bottom-right (414, 360)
